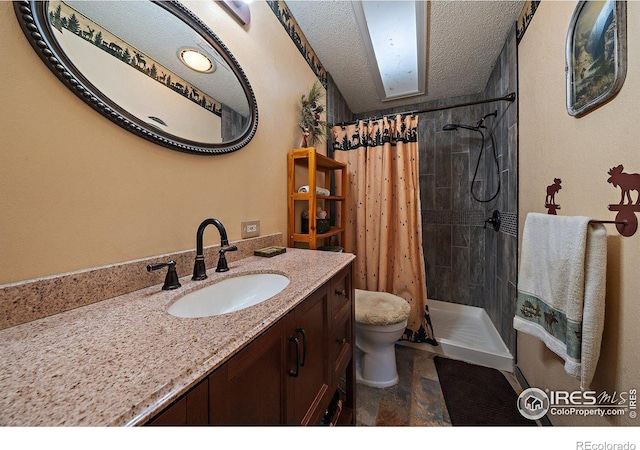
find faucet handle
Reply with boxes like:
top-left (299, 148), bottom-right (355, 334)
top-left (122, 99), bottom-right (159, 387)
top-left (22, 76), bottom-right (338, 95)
top-left (484, 210), bottom-right (501, 232)
top-left (147, 260), bottom-right (181, 290)
top-left (215, 245), bottom-right (238, 272)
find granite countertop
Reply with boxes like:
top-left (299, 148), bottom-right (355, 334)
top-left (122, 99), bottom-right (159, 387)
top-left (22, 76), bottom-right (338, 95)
top-left (0, 248), bottom-right (355, 426)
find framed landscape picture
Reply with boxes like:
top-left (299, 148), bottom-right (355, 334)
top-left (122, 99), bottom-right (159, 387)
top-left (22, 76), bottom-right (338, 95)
top-left (566, 1), bottom-right (627, 117)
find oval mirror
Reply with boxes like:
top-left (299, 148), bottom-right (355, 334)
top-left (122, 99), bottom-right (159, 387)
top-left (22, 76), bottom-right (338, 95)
top-left (14, 0), bottom-right (258, 154)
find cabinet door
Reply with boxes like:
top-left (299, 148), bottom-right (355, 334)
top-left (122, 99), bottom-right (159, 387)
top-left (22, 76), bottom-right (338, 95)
top-left (209, 318), bottom-right (288, 425)
top-left (148, 378), bottom-right (209, 426)
top-left (287, 284), bottom-right (330, 425)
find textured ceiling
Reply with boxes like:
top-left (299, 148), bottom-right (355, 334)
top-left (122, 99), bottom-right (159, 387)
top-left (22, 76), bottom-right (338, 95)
top-left (286, 0), bottom-right (525, 114)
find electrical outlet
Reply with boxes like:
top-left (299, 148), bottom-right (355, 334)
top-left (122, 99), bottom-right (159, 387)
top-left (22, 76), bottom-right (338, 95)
top-left (241, 220), bottom-right (260, 238)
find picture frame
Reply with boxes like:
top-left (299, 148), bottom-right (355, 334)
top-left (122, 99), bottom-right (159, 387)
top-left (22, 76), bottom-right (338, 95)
top-left (219, 0), bottom-right (251, 25)
top-left (566, 1), bottom-right (627, 117)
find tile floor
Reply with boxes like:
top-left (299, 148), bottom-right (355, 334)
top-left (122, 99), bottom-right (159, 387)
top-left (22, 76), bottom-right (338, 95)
top-left (355, 345), bottom-right (524, 426)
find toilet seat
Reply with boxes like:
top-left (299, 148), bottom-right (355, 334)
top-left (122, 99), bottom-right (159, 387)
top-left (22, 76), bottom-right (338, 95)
top-left (355, 289), bottom-right (411, 325)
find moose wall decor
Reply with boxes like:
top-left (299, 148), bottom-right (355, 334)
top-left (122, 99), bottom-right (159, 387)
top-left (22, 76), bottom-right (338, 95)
top-left (608, 165), bottom-right (640, 205)
top-left (606, 164), bottom-right (639, 237)
top-left (545, 178), bottom-right (562, 215)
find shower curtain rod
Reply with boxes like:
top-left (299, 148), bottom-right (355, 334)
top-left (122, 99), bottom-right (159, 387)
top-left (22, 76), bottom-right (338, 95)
top-left (334, 92), bottom-right (516, 127)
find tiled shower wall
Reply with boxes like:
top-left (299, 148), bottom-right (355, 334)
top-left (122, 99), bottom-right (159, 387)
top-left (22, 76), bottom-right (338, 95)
top-left (419, 26), bottom-right (518, 354)
top-left (343, 25), bottom-right (519, 355)
top-left (480, 25), bottom-right (518, 355)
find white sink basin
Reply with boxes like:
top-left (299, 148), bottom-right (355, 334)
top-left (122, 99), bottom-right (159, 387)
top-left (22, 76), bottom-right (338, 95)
top-left (167, 273), bottom-right (290, 318)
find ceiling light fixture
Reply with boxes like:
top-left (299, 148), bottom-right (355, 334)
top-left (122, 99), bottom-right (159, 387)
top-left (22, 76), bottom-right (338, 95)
top-left (179, 49), bottom-right (215, 73)
top-left (353, 0), bottom-right (427, 102)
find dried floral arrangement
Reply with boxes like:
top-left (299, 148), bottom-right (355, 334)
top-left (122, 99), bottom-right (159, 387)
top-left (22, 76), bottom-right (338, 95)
top-left (299, 81), bottom-right (327, 147)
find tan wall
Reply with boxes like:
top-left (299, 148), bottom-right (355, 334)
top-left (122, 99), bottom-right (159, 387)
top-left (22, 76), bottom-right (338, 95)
top-left (518, 1), bottom-right (640, 426)
top-left (0, 1), bottom-right (320, 284)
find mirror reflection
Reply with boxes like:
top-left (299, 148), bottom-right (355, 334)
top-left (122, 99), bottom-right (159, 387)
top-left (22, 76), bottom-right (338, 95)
top-left (16, 1), bottom-right (258, 154)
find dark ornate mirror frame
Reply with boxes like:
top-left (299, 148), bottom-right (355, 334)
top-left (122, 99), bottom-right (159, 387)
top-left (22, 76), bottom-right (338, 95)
top-left (14, 1), bottom-right (258, 155)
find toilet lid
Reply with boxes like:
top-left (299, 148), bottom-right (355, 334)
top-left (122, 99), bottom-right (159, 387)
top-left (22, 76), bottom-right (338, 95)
top-left (355, 289), bottom-right (411, 326)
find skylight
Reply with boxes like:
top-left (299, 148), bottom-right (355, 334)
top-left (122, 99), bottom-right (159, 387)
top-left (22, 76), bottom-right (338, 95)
top-left (353, 0), bottom-right (426, 101)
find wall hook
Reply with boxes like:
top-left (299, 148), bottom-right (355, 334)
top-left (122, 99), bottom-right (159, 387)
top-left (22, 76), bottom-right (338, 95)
top-left (545, 178), bottom-right (562, 215)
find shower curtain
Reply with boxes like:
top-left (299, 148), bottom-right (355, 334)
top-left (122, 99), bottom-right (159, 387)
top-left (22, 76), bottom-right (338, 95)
top-left (332, 115), bottom-right (437, 345)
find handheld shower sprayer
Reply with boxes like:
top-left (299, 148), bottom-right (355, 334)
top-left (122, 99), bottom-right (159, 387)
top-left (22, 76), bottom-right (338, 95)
top-left (442, 110), bottom-right (501, 203)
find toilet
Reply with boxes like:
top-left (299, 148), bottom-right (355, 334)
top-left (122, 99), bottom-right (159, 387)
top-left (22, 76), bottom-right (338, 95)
top-left (354, 289), bottom-right (411, 388)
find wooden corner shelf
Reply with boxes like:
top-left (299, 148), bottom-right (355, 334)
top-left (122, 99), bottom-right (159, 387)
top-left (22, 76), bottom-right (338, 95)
top-left (288, 147), bottom-right (347, 250)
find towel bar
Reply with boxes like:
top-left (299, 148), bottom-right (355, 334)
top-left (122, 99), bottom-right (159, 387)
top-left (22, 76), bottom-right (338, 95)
top-left (589, 216), bottom-right (636, 237)
top-left (588, 219), bottom-right (627, 225)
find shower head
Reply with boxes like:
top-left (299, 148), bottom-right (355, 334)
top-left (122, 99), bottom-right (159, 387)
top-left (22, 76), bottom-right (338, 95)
top-left (443, 123), bottom-right (481, 132)
top-left (443, 110), bottom-right (498, 132)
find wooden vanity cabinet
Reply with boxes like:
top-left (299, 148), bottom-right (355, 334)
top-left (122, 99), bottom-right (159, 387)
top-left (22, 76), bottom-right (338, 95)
top-left (147, 263), bottom-right (354, 426)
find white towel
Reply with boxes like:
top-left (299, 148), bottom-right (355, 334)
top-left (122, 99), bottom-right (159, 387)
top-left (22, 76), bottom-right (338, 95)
top-left (297, 185), bottom-right (331, 196)
top-left (514, 213), bottom-right (607, 389)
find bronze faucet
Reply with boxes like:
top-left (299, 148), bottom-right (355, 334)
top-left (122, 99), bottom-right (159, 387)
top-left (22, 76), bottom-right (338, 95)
top-left (192, 218), bottom-right (238, 280)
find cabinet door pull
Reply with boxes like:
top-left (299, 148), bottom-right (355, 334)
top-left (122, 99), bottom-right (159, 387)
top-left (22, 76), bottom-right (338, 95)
top-left (289, 336), bottom-right (300, 377)
top-left (335, 289), bottom-right (346, 297)
top-left (296, 327), bottom-right (307, 367)
top-left (336, 337), bottom-right (346, 345)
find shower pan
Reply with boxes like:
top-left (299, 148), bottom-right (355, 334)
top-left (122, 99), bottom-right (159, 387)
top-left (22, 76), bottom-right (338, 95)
top-left (400, 300), bottom-right (513, 372)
